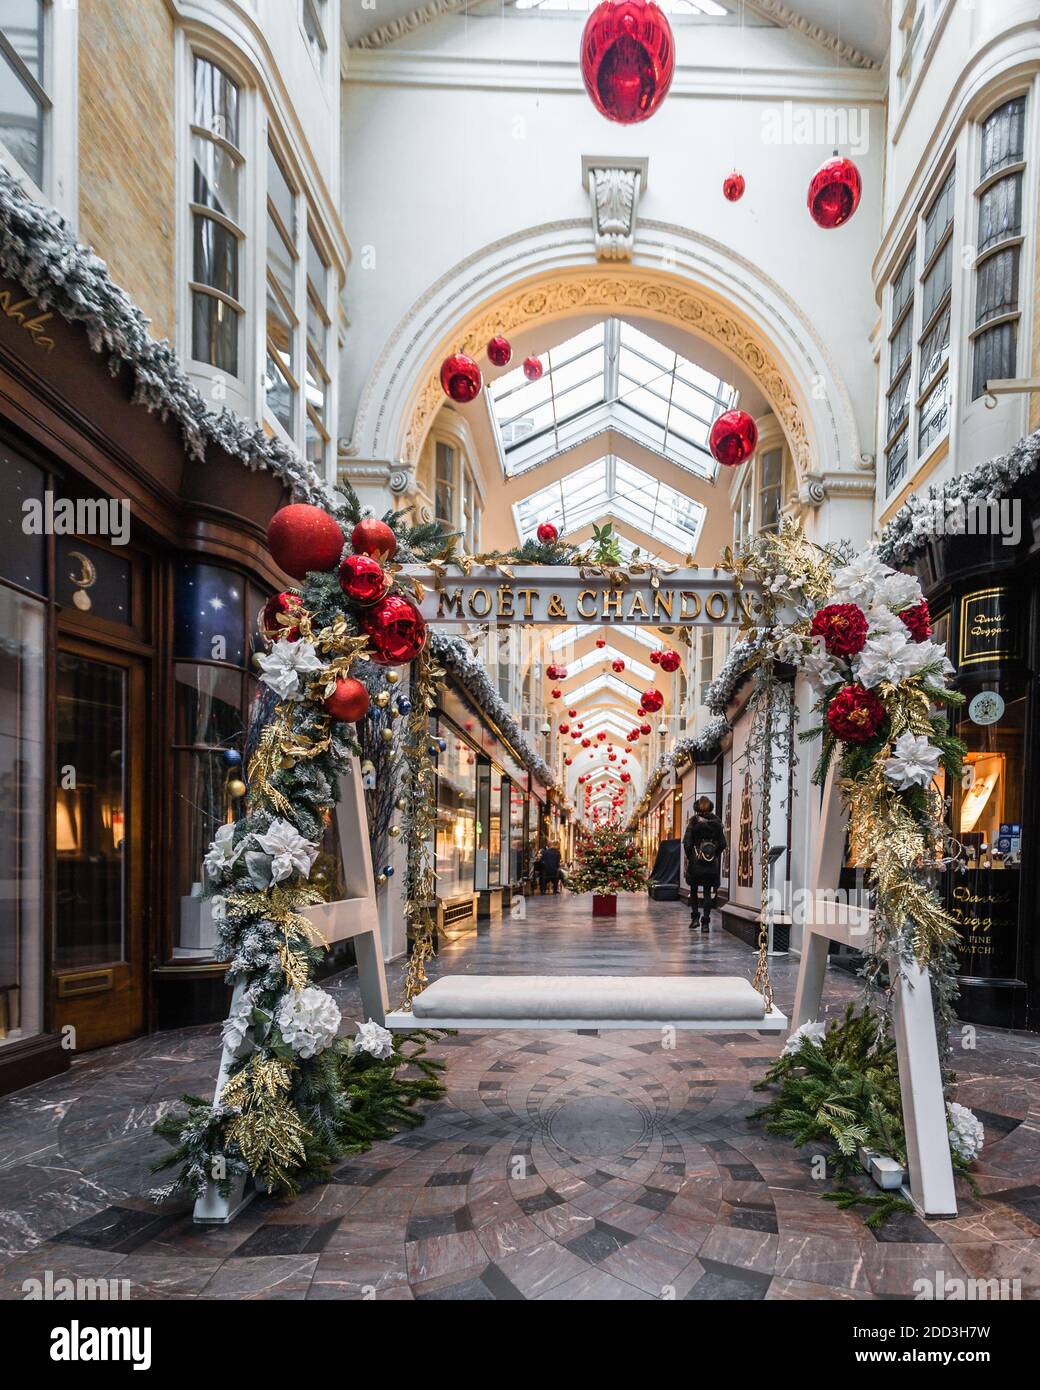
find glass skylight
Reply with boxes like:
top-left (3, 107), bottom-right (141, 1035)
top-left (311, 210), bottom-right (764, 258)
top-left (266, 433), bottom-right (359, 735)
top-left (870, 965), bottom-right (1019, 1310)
top-left (567, 645), bottom-right (655, 682)
top-left (566, 672), bottom-right (643, 706)
top-left (513, 456), bottom-right (707, 557)
top-left (490, 319), bottom-right (738, 477)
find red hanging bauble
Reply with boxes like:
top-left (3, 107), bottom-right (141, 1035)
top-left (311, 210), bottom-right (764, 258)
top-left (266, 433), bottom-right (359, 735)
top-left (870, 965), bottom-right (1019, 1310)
top-left (259, 590), bottom-right (304, 643)
top-left (807, 154), bottom-right (862, 230)
top-left (523, 356), bottom-right (544, 382)
top-left (361, 594), bottom-right (428, 666)
top-left (551, 688), bottom-right (562, 699)
top-left (568, 708), bottom-right (578, 718)
top-left (580, 0), bottom-right (674, 126)
top-left (323, 676), bottom-right (370, 723)
top-left (709, 409), bottom-right (759, 467)
top-left (658, 650), bottom-right (681, 673)
top-left (536, 520), bottom-right (558, 543)
top-left (608, 752), bottom-right (617, 761)
top-left (649, 649), bottom-right (661, 664)
top-left (611, 658), bottom-right (625, 672)
top-left (582, 738), bottom-right (591, 748)
top-left (624, 747), bottom-right (631, 754)
top-left (576, 721), bottom-right (584, 729)
top-left (440, 353), bottom-right (483, 403)
top-left (620, 772), bottom-right (631, 783)
top-left (559, 722), bottom-right (570, 734)
top-left (487, 335), bottom-right (512, 368)
top-left (639, 721), bottom-right (652, 735)
top-left (267, 504), bottom-right (345, 580)
top-left (351, 518), bottom-right (398, 562)
top-left (595, 637), bottom-right (607, 649)
top-left (338, 552), bottom-right (389, 605)
top-left (546, 663), bottom-right (561, 681)
top-left (722, 170), bottom-right (746, 202)
top-left (565, 756), bottom-right (573, 766)
top-left (597, 731), bottom-right (606, 740)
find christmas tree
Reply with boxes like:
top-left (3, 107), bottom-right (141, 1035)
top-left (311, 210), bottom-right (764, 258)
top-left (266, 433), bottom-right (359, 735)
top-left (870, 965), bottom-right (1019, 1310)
top-left (569, 824), bottom-right (648, 894)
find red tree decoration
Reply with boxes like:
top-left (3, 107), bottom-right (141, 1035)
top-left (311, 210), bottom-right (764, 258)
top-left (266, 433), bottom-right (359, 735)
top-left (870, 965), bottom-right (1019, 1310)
top-left (323, 677), bottom-right (370, 723)
top-left (723, 170), bottom-right (746, 202)
top-left (267, 504), bottom-right (344, 580)
top-left (580, 0), bottom-right (674, 126)
top-left (709, 409), bottom-right (758, 467)
top-left (487, 335), bottom-right (512, 367)
top-left (523, 356), bottom-right (544, 382)
top-left (351, 517), bottom-right (398, 562)
top-left (338, 553), bottom-right (389, 605)
top-left (361, 594), bottom-right (427, 665)
top-left (440, 353), bottom-right (483, 403)
top-left (807, 155), bottom-right (862, 229)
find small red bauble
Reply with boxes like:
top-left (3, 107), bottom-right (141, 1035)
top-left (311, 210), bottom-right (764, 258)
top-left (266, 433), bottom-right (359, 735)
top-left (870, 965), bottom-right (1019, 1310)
top-left (899, 599), bottom-right (932, 643)
top-left (565, 756), bottom-right (573, 766)
top-left (487, 335), bottom-right (512, 368)
top-left (595, 637), bottom-right (607, 649)
top-left (641, 688), bottom-right (664, 713)
top-left (624, 747), bottom-right (631, 754)
top-left (597, 731), bottom-right (606, 740)
top-left (546, 663), bottom-right (562, 681)
top-left (723, 171), bottom-right (746, 202)
top-left (608, 753), bottom-right (617, 761)
top-left (811, 602), bottom-right (869, 657)
top-left (323, 676), bottom-right (370, 723)
top-left (612, 658), bottom-right (625, 672)
top-left (551, 688), bottom-right (562, 699)
top-left (807, 155), bottom-right (862, 230)
top-left (658, 650), bottom-right (681, 673)
top-left (559, 723), bottom-right (570, 734)
top-left (709, 409), bottom-right (759, 467)
top-left (639, 722), bottom-right (652, 735)
top-left (620, 772), bottom-right (631, 783)
top-left (338, 552), bottom-right (389, 605)
top-left (360, 594), bottom-right (428, 666)
top-left (523, 356), bottom-right (544, 382)
top-left (267, 504), bottom-right (345, 580)
top-left (580, 0), bottom-right (675, 126)
top-left (351, 517), bottom-right (398, 562)
top-left (259, 590), bottom-right (304, 643)
top-left (536, 520), bottom-right (558, 544)
top-left (568, 708), bottom-right (578, 718)
top-left (440, 353), bottom-right (483, 403)
top-left (582, 738), bottom-right (591, 748)
top-left (576, 721), bottom-right (584, 729)
top-left (649, 649), bottom-right (661, 664)
top-left (826, 683), bottom-right (887, 745)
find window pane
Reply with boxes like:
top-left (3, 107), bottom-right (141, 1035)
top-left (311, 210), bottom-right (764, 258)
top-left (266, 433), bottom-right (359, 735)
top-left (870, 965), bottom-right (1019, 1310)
top-left (192, 133), bottom-right (239, 222)
top-left (305, 350), bottom-right (326, 428)
top-left (266, 211), bottom-right (294, 306)
top-left (886, 365), bottom-right (911, 439)
top-left (55, 535), bottom-right (131, 625)
top-left (918, 371), bottom-right (949, 455)
top-left (174, 561), bottom-right (245, 665)
top-left (920, 239), bottom-right (951, 325)
top-left (972, 320), bottom-right (1017, 400)
top-left (0, 50), bottom-right (42, 185)
top-left (267, 142), bottom-right (295, 238)
top-left (0, 1), bottom-right (43, 80)
top-left (975, 245), bottom-right (1019, 327)
top-left (919, 302), bottom-right (950, 393)
top-left (889, 307), bottom-right (914, 380)
top-left (891, 250), bottom-right (915, 320)
top-left (979, 98), bottom-right (1025, 181)
top-left (175, 663), bottom-right (244, 748)
top-left (193, 55), bottom-right (239, 146)
top-left (307, 291), bottom-right (327, 359)
top-left (191, 290), bottom-right (239, 375)
top-left (264, 348), bottom-right (294, 436)
top-left (193, 213), bottom-right (239, 299)
top-left (0, 443), bottom-right (45, 594)
top-left (978, 171), bottom-right (1022, 254)
top-left (307, 228), bottom-right (328, 303)
top-left (174, 751), bottom-right (243, 953)
top-left (923, 167), bottom-right (955, 262)
top-left (886, 431), bottom-right (908, 493)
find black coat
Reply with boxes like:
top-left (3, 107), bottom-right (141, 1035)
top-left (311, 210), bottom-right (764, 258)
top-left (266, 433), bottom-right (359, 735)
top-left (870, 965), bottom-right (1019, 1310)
top-left (683, 813), bottom-right (727, 884)
top-left (537, 847), bottom-right (562, 878)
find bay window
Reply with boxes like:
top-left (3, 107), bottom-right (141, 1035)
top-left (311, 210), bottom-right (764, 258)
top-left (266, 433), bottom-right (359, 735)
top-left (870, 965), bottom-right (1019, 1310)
top-left (190, 56), bottom-right (244, 377)
top-left (972, 98), bottom-right (1026, 400)
top-left (304, 225), bottom-right (332, 466)
top-left (917, 166), bottom-right (953, 455)
top-left (0, 0), bottom-right (46, 188)
top-left (884, 248), bottom-right (914, 494)
top-left (264, 141), bottom-right (299, 436)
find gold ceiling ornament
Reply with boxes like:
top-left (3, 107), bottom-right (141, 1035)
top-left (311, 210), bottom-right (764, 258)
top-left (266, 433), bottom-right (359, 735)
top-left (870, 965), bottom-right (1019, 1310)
top-left (402, 273), bottom-right (811, 471)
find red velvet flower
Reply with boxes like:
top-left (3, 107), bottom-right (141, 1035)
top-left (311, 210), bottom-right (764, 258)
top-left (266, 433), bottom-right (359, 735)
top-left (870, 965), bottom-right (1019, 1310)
top-left (826, 683), bottom-right (887, 745)
top-left (810, 602), bottom-right (868, 657)
top-left (899, 598), bottom-right (932, 643)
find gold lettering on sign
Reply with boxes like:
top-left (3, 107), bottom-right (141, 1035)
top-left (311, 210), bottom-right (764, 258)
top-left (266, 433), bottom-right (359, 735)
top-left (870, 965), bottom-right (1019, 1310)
top-left (602, 589), bottom-right (623, 618)
top-left (735, 590), bottom-right (757, 625)
top-left (576, 589), bottom-right (598, 619)
top-left (0, 291), bottom-right (55, 351)
top-left (468, 588), bottom-right (492, 618)
top-left (515, 588), bottom-right (537, 619)
top-left (706, 591), bottom-right (728, 621)
top-left (652, 590), bottom-right (673, 620)
top-left (497, 586), bottom-right (514, 619)
top-left (627, 592), bottom-right (649, 619)
top-left (680, 591), bottom-right (701, 620)
top-left (547, 592), bottom-right (567, 619)
top-left (437, 588), bottom-right (464, 619)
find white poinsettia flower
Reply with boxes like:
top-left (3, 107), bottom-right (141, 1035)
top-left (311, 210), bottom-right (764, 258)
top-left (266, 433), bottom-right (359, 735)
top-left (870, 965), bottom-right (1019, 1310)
top-left (853, 629), bottom-right (913, 688)
top-left (276, 986), bottom-right (342, 1059)
top-left (947, 1101), bottom-right (984, 1163)
top-left (831, 551), bottom-right (890, 605)
top-left (874, 570), bottom-right (922, 612)
top-left (782, 1019), bottom-right (827, 1056)
top-left (883, 732), bottom-right (942, 790)
top-left (775, 631), bottom-right (807, 665)
top-left (864, 604), bottom-right (905, 637)
top-left (203, 822), bottom-right (244, 882)
top-left (354, 1019), bottom-right (395, 1060)
top-left (802, 638), bottom-right (843, 691)
top-left (221, 989), bottom-right (261, 1058)
top-left (255, 638), bottom-right (324, 701)
top-left (899, 639), bottom-right (953, 679)
top-left (252, 817), bottom-right (319, 883)
top-left (209, 894), bottom-right (227, 922)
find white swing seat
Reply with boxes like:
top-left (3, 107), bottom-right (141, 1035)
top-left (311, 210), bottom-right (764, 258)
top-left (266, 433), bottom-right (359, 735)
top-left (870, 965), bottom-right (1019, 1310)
top-left (386, 974), bottom-right (788, 1033)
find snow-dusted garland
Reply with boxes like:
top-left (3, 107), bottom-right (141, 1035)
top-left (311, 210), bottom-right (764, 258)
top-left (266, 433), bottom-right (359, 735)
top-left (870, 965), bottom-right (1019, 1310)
top-left (877, 426), bottom-right (1040, 566)
top-left (0, 168), bottom-right (331, 506)
top-left (430, 632), bottom-right (557, 789)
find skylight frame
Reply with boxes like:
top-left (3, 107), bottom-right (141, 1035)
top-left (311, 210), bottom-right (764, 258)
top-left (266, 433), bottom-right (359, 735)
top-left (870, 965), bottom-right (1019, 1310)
top-left (566, 645), bottom-right (655, 683)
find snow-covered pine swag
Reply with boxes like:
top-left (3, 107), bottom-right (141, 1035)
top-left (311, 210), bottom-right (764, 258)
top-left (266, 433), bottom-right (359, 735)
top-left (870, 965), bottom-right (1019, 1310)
top-left (0, 168), bottom-right (331, 506)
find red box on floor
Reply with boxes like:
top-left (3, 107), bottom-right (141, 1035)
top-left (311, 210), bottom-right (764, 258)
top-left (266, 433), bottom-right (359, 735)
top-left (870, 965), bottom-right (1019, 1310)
top-left (592, 894), bottom-right (617, 917)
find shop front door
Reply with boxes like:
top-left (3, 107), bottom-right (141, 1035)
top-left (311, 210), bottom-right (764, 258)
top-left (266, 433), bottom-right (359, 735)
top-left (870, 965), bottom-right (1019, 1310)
top-left (54, 643), bottom-right (147, 1050)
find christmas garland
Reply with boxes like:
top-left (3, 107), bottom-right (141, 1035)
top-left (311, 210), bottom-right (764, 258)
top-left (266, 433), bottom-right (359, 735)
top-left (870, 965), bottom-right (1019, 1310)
top-left (0, 167), bottom-right (330, 506)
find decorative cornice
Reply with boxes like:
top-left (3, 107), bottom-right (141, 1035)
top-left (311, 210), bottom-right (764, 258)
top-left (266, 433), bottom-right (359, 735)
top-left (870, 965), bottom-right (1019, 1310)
top-left (744, 0), bottom-right (881, 72)
top-left (351, 0), bottom-right (470, 51)
top-left (582, 156), bottom-right (648, 262)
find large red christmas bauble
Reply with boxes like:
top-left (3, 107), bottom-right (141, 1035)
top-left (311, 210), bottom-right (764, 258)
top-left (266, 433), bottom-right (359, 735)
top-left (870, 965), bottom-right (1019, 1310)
top-left (440, 353), bottom-right (483, 403)
top-left (487, 335), bottom-right (512, 368)
top-left (338, 552), bottom-right (389, 605)
top-left (807, 155), bottom-right (862, 229)
top-left (536, 521), bottom-right (558, 543)
top-left (323, 676), bottom-right (370, 723)
top-left (523, 356), bottom-right (544, 382)
top-left (709, 409), bottom-right (759, 467)
top-left (361, 594), bottom-right (428, 665)
top-left (658, 650), bottom-right (681, 673)
top-left (267, 504), bottom-right (344, 579)
top-left (723, 170), bottom-right (746, 202)
top-left (259, 590), bottom-right (304, 643)
top-left (546, 663), bottom-right (561, 681)
top-left (580, 0), bottom-right (674, 125)
top-left (351, 517), bottom-right (398, 562)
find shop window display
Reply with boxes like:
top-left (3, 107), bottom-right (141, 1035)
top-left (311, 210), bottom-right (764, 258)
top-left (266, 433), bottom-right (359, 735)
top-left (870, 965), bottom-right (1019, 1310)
top-left (435, 721), bottom-right (476, 901)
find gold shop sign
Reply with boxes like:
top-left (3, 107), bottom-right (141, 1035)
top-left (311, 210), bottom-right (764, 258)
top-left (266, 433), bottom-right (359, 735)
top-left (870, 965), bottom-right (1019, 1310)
top-left (958, 586), bottom-right (1017, 668)
top-left (399, 565), bottom-right (764, 627)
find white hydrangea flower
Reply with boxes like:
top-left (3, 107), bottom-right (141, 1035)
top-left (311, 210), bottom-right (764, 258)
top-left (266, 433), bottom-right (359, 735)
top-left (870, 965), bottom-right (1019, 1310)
top-left (203, 822), bottom-right (244, 883)
top-left (252, 818), bottom-right (319, 883)
top-left (947, 1101), bottom-right (984, 1163)
top-left (774, 630), bottom-right (807, 665)
top-left (831, 552), bottom-right (890, 606)
top-left (354, 1019), bottom-right (395, 1060)
top-left (874, 570), bottom-right (922, 613)
top-left (276, 987), bottom-right (342, 1059)
top-left (802, 637), bottom-right (843, 691)
top-left (255, 638), bottom-right (324, 701)
top-left (899, 638), bottom-right (954, 679)
top-left (883, 732), bottom-right (942, 791)
top-left (864, 604), bottom-right (905, 637)
top-left (853, 629), bottom-right (914, 688)
top-left (782, 1019), bottom-right (827, 1056)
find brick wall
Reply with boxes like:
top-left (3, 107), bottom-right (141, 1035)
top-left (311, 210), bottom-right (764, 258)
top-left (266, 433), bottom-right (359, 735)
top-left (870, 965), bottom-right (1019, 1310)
top-left (79, 0), bottom-right (177, 343)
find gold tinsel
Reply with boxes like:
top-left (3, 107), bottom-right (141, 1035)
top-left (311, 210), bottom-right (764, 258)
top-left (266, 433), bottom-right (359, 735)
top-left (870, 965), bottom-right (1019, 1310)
top-left (223, 1055), bottom-right (309, 1194)
top-left (400, 641), bottom-right (443, 1004)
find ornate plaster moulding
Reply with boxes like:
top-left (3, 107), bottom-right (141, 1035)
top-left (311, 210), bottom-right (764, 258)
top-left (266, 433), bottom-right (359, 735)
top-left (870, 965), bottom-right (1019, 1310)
top-left (582, 156), bottom-right (649, 263)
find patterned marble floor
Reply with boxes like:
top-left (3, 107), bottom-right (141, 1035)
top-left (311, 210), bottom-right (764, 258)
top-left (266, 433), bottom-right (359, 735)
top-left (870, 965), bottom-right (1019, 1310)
top-left (1, 893), bottom-right (1038, 1301)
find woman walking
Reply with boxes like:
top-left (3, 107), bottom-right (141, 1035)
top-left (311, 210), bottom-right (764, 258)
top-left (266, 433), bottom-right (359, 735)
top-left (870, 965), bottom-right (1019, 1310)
top-left (682, 796), bottom-right (727, 932)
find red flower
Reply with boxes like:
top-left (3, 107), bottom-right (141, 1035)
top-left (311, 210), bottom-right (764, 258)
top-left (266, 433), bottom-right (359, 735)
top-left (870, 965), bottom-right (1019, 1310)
top-left (899, 598), bottom-right (932, 643)
top-left (810, 602), bottom-right (868, 656)
top-left (826, 683), bottom-right (887, 745)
